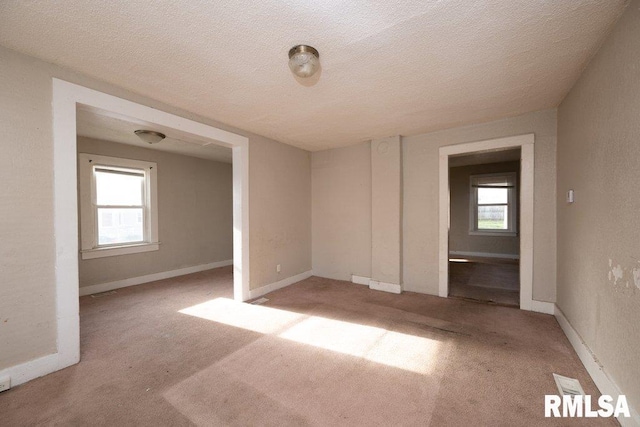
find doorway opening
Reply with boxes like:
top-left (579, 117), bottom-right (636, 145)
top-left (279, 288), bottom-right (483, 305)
top-left (447, 148), bottom-right (521, 307)
top-left (52, 79), bottom-right (249, 372)
top-left (438, 134), bottom-right (535, 311)
top-left (74, 107), bottom-right (235, 299)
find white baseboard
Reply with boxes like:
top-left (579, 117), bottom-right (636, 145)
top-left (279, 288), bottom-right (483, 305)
top-left (354, 275), bottom-right (552, 314)
top-left (0, 352), bottom-right (60, 389)
top-left (555, 305), bottom-right (639, 426)
top-left (351, 275), bottom-right (370, 286)
top-left (352, 275), bottom-right (403, 295)
top-left (369, 280), bottom-right (402, 294)
top-left (449, 251), bottom-right (520, 260)
top-left (248, 270), bottom-right (313, 300)
top-left (530, 300), bottom-right (555, 315)
top-left (79, 260), bottom-right (233, 296)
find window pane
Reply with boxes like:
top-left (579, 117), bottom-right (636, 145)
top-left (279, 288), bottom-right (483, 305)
top-left (478, 187), bottom-right (508, 204)
top-left (95, 169), bottom-right (144, 206)
top-left (478, 206), bottom-right (508, 230)
top-left (98, 208), bottom-right (144, 245)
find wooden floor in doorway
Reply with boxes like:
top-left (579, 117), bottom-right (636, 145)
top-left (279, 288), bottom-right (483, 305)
top-left (448, 256), bottom-right (519, 307)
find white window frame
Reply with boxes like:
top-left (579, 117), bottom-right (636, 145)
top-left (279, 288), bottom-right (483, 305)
top-left (79, 153), bottom-right (159, 259)
top-left (469, 172), bottom-right (517, 237)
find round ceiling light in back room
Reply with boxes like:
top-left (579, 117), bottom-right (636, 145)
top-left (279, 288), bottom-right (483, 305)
top-left (134, 129), bottom-right (166, 144)
top-left (288, 45), bottom-right (320, 78)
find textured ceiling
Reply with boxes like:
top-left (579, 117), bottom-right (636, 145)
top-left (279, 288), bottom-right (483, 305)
top-left (77, 108), bottom-right (232, 163)
top-left (0, 1), bottom-right (628, 151)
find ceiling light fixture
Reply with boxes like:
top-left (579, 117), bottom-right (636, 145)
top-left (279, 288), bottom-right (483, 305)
top-left (134, 129), bottom-right (166, 144)
top-left (288, 45), bottom-right (320, 78)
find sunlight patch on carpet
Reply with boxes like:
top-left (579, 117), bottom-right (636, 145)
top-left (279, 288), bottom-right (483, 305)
top-left (179, 298), bottom-right (441, 375)
top-left (179, 298), bottom-right (303, 334)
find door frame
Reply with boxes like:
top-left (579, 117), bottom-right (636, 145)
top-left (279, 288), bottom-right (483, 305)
top-left (438, 134), bottom-right (534, 310)
top-left (52, 79), bottom-right (250, 371)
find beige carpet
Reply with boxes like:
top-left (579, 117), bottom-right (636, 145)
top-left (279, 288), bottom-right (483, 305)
top-left (0, 267), bottom-right (614, 426)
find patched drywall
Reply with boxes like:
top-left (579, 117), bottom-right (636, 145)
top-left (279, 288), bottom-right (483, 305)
top-left (0, 1), bottom-right (627, 149)
top-left (449, 161), bottom-right (520, 257)
top-left (557, 0), bottom-right (640, 411)
top-left (312, 143), bottom-right (371, 280)
top-left (0, 46), bottom-right (312, 372)
top-left (607, 258), bottom-right (640, 291)
top-left (77, 137), bottom-right (233, 287)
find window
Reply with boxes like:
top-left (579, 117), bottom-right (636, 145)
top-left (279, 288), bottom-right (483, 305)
top-left (469, 173), bottom-right (517, 236)
top-left (79, 153), bottom-right (159, 259)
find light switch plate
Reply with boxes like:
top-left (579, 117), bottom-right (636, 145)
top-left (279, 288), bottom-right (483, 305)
top-left (567, 189), bottom-right (575, 203)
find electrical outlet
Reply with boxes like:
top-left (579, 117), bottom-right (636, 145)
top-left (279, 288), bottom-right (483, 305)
top-left (276, 264), bottom-right (281, 273)
top-left (0, 376), bottom-right (11, 393)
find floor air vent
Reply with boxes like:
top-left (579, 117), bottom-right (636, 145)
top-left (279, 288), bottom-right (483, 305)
top-left (553, 373), bottom-right (585, 396)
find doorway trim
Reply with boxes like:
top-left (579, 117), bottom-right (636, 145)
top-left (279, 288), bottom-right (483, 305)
top-left (438, 134), bottom-right (534, 310)
top-left (52, 79), bottom-right (250, 371)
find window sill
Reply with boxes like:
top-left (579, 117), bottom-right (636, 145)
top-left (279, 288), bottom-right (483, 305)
top-left (469, 231), bottom-right (517, 237)
top-left (81, 242), bottom-right (160, 260)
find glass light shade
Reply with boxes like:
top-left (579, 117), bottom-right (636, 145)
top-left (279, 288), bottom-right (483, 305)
top-left (134, 130), bottom-right (166, 144)
top-left (288, 45), bottom-right (320, 78)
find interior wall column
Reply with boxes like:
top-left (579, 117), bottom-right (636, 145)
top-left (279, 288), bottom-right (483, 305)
top-left (370, 136), bottom-right (402, 294)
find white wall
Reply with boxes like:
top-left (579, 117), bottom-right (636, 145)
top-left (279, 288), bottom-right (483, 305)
top-left (0, 45), bottom-right (311, 372)
top-left (77, 137), bottom-right (233, 288)
top-left (311, 109), bottom-right (557, 302)
top-left (557, 0), bottom-right (640, 413)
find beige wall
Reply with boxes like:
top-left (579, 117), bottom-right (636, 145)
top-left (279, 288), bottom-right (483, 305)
top-left (449, 161), bottom-right (520, 256)
top-left (77, 137), bottom-right (233, 287)
top-left (557, 0), bottom-right (640, 411)
top-left (403, 109), bottom-right (557, 300)
top-left (0, 46), bottom-right (57, 370)
top-left (371, 137), bottom-right (403, 286)
top-left (311, 110), bottom-right (556, 300)
top-left (0, 46), bottom-right (311, 371)
top-left (249, 138), bottom-right (312, 289)
top-left (312, 143), bottom-right (371, 280)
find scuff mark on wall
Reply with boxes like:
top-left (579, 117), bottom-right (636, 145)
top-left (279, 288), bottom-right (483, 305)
top-left (611, 263), bottom-right (624, 285)
top-left (607, 258), bottom-right (640, 293)
top-left (608, 258), bottom-right (612, 281)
